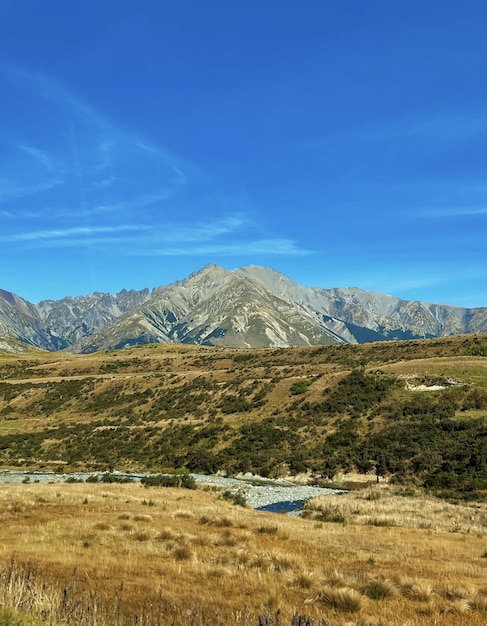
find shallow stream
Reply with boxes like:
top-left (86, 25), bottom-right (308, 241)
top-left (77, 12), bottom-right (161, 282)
top-left (0, 470), bottom-right (345, 514)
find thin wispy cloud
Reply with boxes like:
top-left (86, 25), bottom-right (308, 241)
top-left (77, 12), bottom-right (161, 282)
top-left (347, 110), bottom-right (487, 147)
top-left (411, 112), bottom-right (487, 142)
top-left (4, 64), bottom-right (113, 134)
top-left (17, 144), bottom-right (55, 170)
top-left (132, 216), bottom-right (310, 256)
top-left (1, 63), bottom-right (312, 271)
top-left (0, 211), bottom-right (309, 260)
top-left (413, 205), bottom-right (487, 219)
top-left (138, 238), bottom-right (312, 257)
top-left (53, 191), bottom-right (175, 219)
top-left (0, 136), bottom-right (62, 203)
top-left (0, 224), bottom-right (150, 243)
top-left (300, 109), bottom-right (487, 164)
top-left (151, 215), bottom-right (248, 244)
top-left (1, 64), bottom-right (190, 219)
top-left (135, 216), bottom-right (311, 256)
top-left (0, 177), bottom-right (62, 203)
top-left (93, 191), bottom-right (174, 215)
top-left (32, 235), bottom-right (153, 249)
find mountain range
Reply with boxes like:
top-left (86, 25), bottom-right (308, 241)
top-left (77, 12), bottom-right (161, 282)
top-left (1, 264), bottom-right (486, 353)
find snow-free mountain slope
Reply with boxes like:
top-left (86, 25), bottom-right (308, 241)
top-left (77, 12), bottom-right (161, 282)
top-left (0, 265), bottom-right (486, 352)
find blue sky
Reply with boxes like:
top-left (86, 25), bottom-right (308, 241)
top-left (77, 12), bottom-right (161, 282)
top-left (0, 1), bottom-right (486, 307)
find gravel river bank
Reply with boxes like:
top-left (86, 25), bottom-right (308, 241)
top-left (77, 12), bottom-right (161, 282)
top-left (0, 470), bottom-right (345, 514)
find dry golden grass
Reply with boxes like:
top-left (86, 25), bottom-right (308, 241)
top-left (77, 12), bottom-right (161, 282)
top-left (1, 482), bottom-right (487, 625)
top-left (306, 483), bottom-right (487, 533)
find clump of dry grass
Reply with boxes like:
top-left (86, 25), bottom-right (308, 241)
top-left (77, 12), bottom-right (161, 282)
top-left (211, 529), bottom-right (241, 547)
top-left (205, 565), bottom-right (232, 579)
top-left (438, 583), bottom-right (476, 601)
top-left (292, 572), bottom-right (315, 590)
top-left (309, 585), bottom-right (363, 613)
top-left (198, 514), bottom-right (234, 527)
top-left (171, 544), bottom-right (196, 561)
top-left (133, 513), bottom-right (153, 522)
top-left (441, 599), bottom-right (473, 615)
top-left (323, 570), bottom-right (360, 590)
top-left (92, 521), bottom-right (112, 531)
top-left (157, 526), bottom-right (180, 541)
top-left (172, 509), bottom-right (196, 519)
top-left (132, 530), bottom-right (154, 542)
top-left (470, 593), bottom-right (487, 612)
top-left (399, 580), bottom-right (435, 602)
top-left (360, 577), bottom-right (400, 600)
top-left (230, 548), bottom-right (300, 574)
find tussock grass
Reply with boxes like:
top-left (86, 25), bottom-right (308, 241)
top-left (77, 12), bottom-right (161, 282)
top-left (439, 583), bottom-right (477, 601)
top-left (132, 513), bottom-right (153, 522)
top-left (132, 530), bottom-right (154, 542)
top-left (231, 549), bottom-right (300, 573)
top-left (360, 577), bottom-right (400, 600)
top-left (172, 509), bottom-right (196, 519)
top-left (157, 526), bottom-right (180, 541)
top-left (399, 580), bottom-right (435, 602)
top-left (470, 594), bottom-right (487, 612)
top-left (310, 586), bottom-right (363, 612)
top-left (1, 482), bottom-right (487, 625)
top-left (198, 514), bottom-right (233, 527)
top-left (442, 598), bottom-right (473, 615)
top-left (306, 483), bottom-right (487, 533)
top-left (323, 570), bottom-right (358, 590)
top-left (170, 544), bottom-right (196, 561)
top-left (211, 529), bottom-right (242, 547)
top-left (292, 572), bottom-right (315, 590)
top-left (92, 521), bottom-right (112, 531)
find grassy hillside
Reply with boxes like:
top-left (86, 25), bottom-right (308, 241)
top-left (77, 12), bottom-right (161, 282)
top-left (0, 334), bottom-right (487, 499)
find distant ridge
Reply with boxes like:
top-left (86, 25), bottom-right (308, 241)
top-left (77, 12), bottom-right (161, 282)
top-left (1, 265), bottom-right (486, 352)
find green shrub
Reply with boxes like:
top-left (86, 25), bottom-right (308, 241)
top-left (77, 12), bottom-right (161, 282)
top-left (100, 473), bottom-right (134, 484)
top-left (220, 490), bottom-right (247, 507)
top-left (141, 473), bottom-right (196, 489)
top-left (289, 379), bottom-right (315, 395)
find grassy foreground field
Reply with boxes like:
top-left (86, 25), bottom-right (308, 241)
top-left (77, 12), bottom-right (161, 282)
top-left (1, 480), bottom-right (487, 626)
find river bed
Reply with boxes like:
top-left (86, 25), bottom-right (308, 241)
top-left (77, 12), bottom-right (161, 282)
top-left (0, 470), bottom-right (345, 514)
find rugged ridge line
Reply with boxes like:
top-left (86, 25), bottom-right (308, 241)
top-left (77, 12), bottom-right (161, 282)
top-left (0, 264), bottom-right (486, 352)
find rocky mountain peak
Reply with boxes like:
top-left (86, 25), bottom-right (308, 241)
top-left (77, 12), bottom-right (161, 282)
top-left (0, 266), bottom-right (486, 352)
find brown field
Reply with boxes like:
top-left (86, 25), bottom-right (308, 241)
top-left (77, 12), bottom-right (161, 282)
top-left (1, 481), bottom-right (487, 626)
